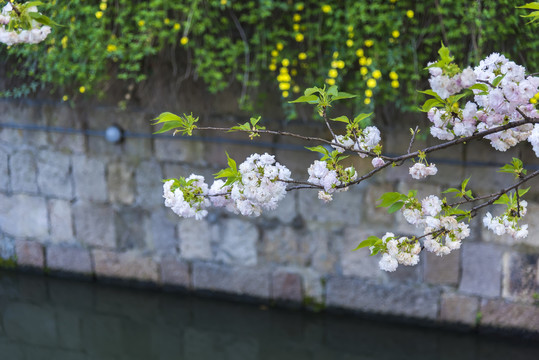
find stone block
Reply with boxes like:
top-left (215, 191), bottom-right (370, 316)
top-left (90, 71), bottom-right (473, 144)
top-left (300, 224), bottom-right (339, 274)
top-left (160, 259), bottom-right (190, 287)
top-left (480, 299), bottom-right (539, 333)
top-left (114, 207), bottom-right (148, 250)
top-left (260, 226), bottom-right (303, 266)
top-left (72, 156), bottom-right (107, 202)
top-left (46, 245), bottom-right (92, 274)
top-left (214, 218), bottom-right (258, 266)
top-left (0, 234), bottom-right (15, 261)
top-left (424, 250), bottom-right (460, 286)
top-left (3, 303), bottom-right (57, 346)
top-left (107, 162), bottom-right (135, 205)
top-left (49, 199), bottom-right (74, 243)
top-left (518, 201), bottom-right (539, 247)
top-left (263, 191), bottom-right (297, 224)
top-left (179, 219), bottom-right (212, 261)
top-left (0, 148), bottom-right (8, 191)
top-left (73, 202), bottom-right (116, 249)
top-left (271, 271), bottom-right (303, 302)
top-left (363, 183), bottom-right (396, 225)
top-left (37, 150), bottom-right (73, 199)
top-left (502, 252), bottom-right (539, 303)
top-left (147, 208), bottom-right (178, 256)
top-left (9, 150), bottom-right (38, 194)
top-left (92, 249), bottom-right (159, 282)
top-left (439, 293), bottom-right (479, 326)
top-left (154, 138), bottom-right (205, 164)
top-left (326, 276), bottom-right (440, 320)
top-left (192, 262), bottom-right (270, 298)
top-left (298, 187), bottom-right (362, 225)
top-left (0, 194), bottom-right (48, 238)
top-left (135, 160), bottom-right (163, 208)
top-left (15, 240), bottom-right (44, 269)
top-left (340, 227), bottom-right (386, 280)
top-left (459, 242), bottom-right (503, 298)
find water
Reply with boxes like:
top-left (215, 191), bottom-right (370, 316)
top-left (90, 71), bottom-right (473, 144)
top-left (0, 271), bottom-right (538, 360)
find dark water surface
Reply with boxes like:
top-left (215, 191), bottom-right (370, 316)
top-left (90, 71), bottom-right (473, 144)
top-left (0, 271), bottom-right (538, 360)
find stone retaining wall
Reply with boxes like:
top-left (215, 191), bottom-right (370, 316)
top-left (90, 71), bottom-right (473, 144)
top-left (0, 99), bottom-right (539, 334)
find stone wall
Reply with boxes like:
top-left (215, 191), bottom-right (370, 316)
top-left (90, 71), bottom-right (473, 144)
top-left (0, 99), bottom-right (539, 334)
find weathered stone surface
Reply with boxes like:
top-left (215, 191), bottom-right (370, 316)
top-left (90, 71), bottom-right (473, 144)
top-left (459, 242), bottom-right (503, 298)
top-left (154, 138), bottom-right (205, 164)
top-left (0, 148), bottom-right (8, 191)
top-left (3, 303), bottom-right (57, 346)
top-left (46, 245), bottom-right (92, 274)
top-left (0, 234), bottom-right (15, 260)
top-left (72, 156), bottom-right (107, 202)
top-left (263, 191), bottom-right (297, 224)
top-left (192, 262), bottom-right (270, 298)
top-left (519, 201), bottom-right (539, 247)
top-left (49, 199), bottom-right (74, 243)
top-left (326, 276), bottom-right (440, 320)
top-left (179, 219), bottom-right (212, 261)
top-left (300, 225), bottom-right (339, 274)
top-left (92, 249), bottom-right (159, 282)
top-left (107, 162), bottom-right (135, 205)
top-left (340, 227), bottom-right (385, 280)
top-left (160, 259), bottom-right (190, 287)
top-left (0, 194), bottom-right (48, 238)
top-left (502, 252), bottom-right (539, 303)
top-left (271, 271), bottom-right (303, 302)
top-left (440, 293), bottom-right (479, 326)
top-left (364, 183), bottom-right (396, 225)
top-left (37, 150), bottom-right (73, 199)
top-left (73, 202), bottom-right (115, 249)
top-left (298, 187), bottom-right (362, 225)
top-left (147, 208), bottom-right (178, 256)
top-left (115, 207), bottom-right (148, 250)
top-left (15, 240), bottom-right (44, 268)
top-left (135, 160), bottom-right (164, 208)
top-left (424, 250), bottom-right (460, 286)
top-left (260, 226), bottom-right (302, 266)
top-left (9, 150), bottom-right (38, 194)
top-left (215, 219), bottom-right (258, 266)
top-left (480, 299), bottom-right (539, 332)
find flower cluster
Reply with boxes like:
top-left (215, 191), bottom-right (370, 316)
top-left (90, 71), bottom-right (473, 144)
top-left (427, 53), bottom-right (539, 154)
top-left (0, 3), bottom-right (51, 46)
top-left (376, 233), bottom-right (421, 272)
top-left (331, 126), bottom-right (381, 157)
top-left (483, 200), bottom-right (528, 239)
top-left (307, 160), bottom-right (357, 202)
top-left (408, 162), bottom-right (438, 179)
top-left (163, 153), bottom-right (292, 219)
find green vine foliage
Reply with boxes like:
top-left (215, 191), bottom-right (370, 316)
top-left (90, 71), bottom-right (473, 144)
top-left (1, 0), bottom-right (538, 119)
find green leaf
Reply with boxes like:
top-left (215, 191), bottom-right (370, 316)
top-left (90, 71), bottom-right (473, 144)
top-left (492, 75), bottom-right (505, 87)
top-left (353, 113), bottom-right (373, 123)
top-left (327, 85), bottom-right (338, 97)
top-left (442, 188), bottom-right (460, 194)
top-left (305, 145), bottom-right (329, 156)
top-left (352, 236), bottom-right (380, 251)
top-left (152, 112), bottom-right (182, 124)
top-left (518, 187), bottom-right (530, 197)
top-left (28, 12), bottom-right (62, 27)
top-left (289, 95), bottom-right (318, 103)
top-left (469, 84), bottom-right (489, 92)
top-left (387, 201), bottom-right (404, 214)
top-left (378, 192), bottom-right (406, 208)
top-left (331, 92), bottom-right (357, 101)
top-left (417, 89), bottom-right (443, 102)
top-left (152, 120), bottom-right (183, 134)
top-left (421, 98), bottom-right (443, 112)
top-left (494, 194), bottom-right (510, 205)
top-left (226, 152), bottom-right (237, 171)
top-left (331, 116), bottom-right (350, 123)
top-left (517, 2), bottom-right (539, 10)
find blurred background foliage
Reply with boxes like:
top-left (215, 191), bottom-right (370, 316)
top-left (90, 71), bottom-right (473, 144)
top-left (1, 0), bottom-right (537, 119)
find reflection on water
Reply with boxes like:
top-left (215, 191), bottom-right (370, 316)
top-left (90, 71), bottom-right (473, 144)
top-left (0, 271), bottom-right (538, 360)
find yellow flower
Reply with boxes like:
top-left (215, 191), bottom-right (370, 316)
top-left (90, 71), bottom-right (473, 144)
top-left (364, 98), bottom-right (371, 105)
top-left (107, 44), bottom-right (117, 52)
top-left (366, 78), bottom-right (377, 88)
top-left (282, 91), bottom-right (289, 98)
top-left (392, 30), bottom-right (400, 38)
top-left (173, 23), bottom-right (181, 31)
top-left (95, 11), bottom-right (103, 19)
top-left (279, 82), bottom-right (291, 91)
top-left (355, 49), bottom-right (364, 57)
top-left (360, 67), bottom-right (368, 76)
top-left (220, 0), bottom-right (227, 5)
top-left (359, 57), bottom-right (367, 66)
top-left (269, 63), bottom-right (277, 71)
top-left (295, 33), bottom-right (304, 42)
top-left (364, 39), bottom-right (374, 47)
top-left (61, 36), bottom-right (68, 49)
top-left (276, 42), bottom-right (284, 51)
top-left (328, 69), bottom-right (338, 78)
top-left (348, 32), bottom-right (354, 38)
top-left (291, 69), bottom-right (297, 76)
top-left (164, 18), bottom-right (170, 25)
top-left (293, 23), bottom-right (300, 31)
top-left (346, 39), bottom-right (353, 47)
top-left (280, 67), bottom-right (288, 74)
top-left (391, 80), bottom-right (400, 88)
top-left (293, 85), bottom-right (300, 93)
top-left (138, 20), bottom-right (145, 27)
top-left (365, 89), bottom-right (373, 97)
top-left (531, 98), bottom-right (538, 104)
top-left (180, 36), bottom-right (189, 45)
top-left (372, 70), bottom-right (382, 79)
top-left (332, 51), bottom-right (339, 59)
top-left (293, 14), bottom-right (301, 22)
top-left (79, 86), bottom-right (86, 93)
top-left (336, 60), bottom-right (345, 69)
top-left (62, 95), bottom-right (68, 101)
top-left (277, 74), bottom-right (291, 82)
top-left (321, 5), bottom-right (332, 13)
top-left (296, 4), bottom-right (304, 11)
top-left (331, 60), bottom-right (338, 68)
top-left (326, 78), bottom-right (336, 85)
top-left (365, 57), bottom-right (372, 66)
top-left (389, 71), bottom-right (399, 80)
top-left (100, 2), bottom-right (107, 10)
top-left (406, 10), bottom-right (414, 18)
top-left (282, 58), bottom-right (290, 67)
top-left (298, 52), bottom-right (307, 60)
top-left (271, 50), bottom-right (278, 57)
top-left (347, 25), bottom-right (354, 32)
top-left (534, 92), bottom-right (539, 99)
